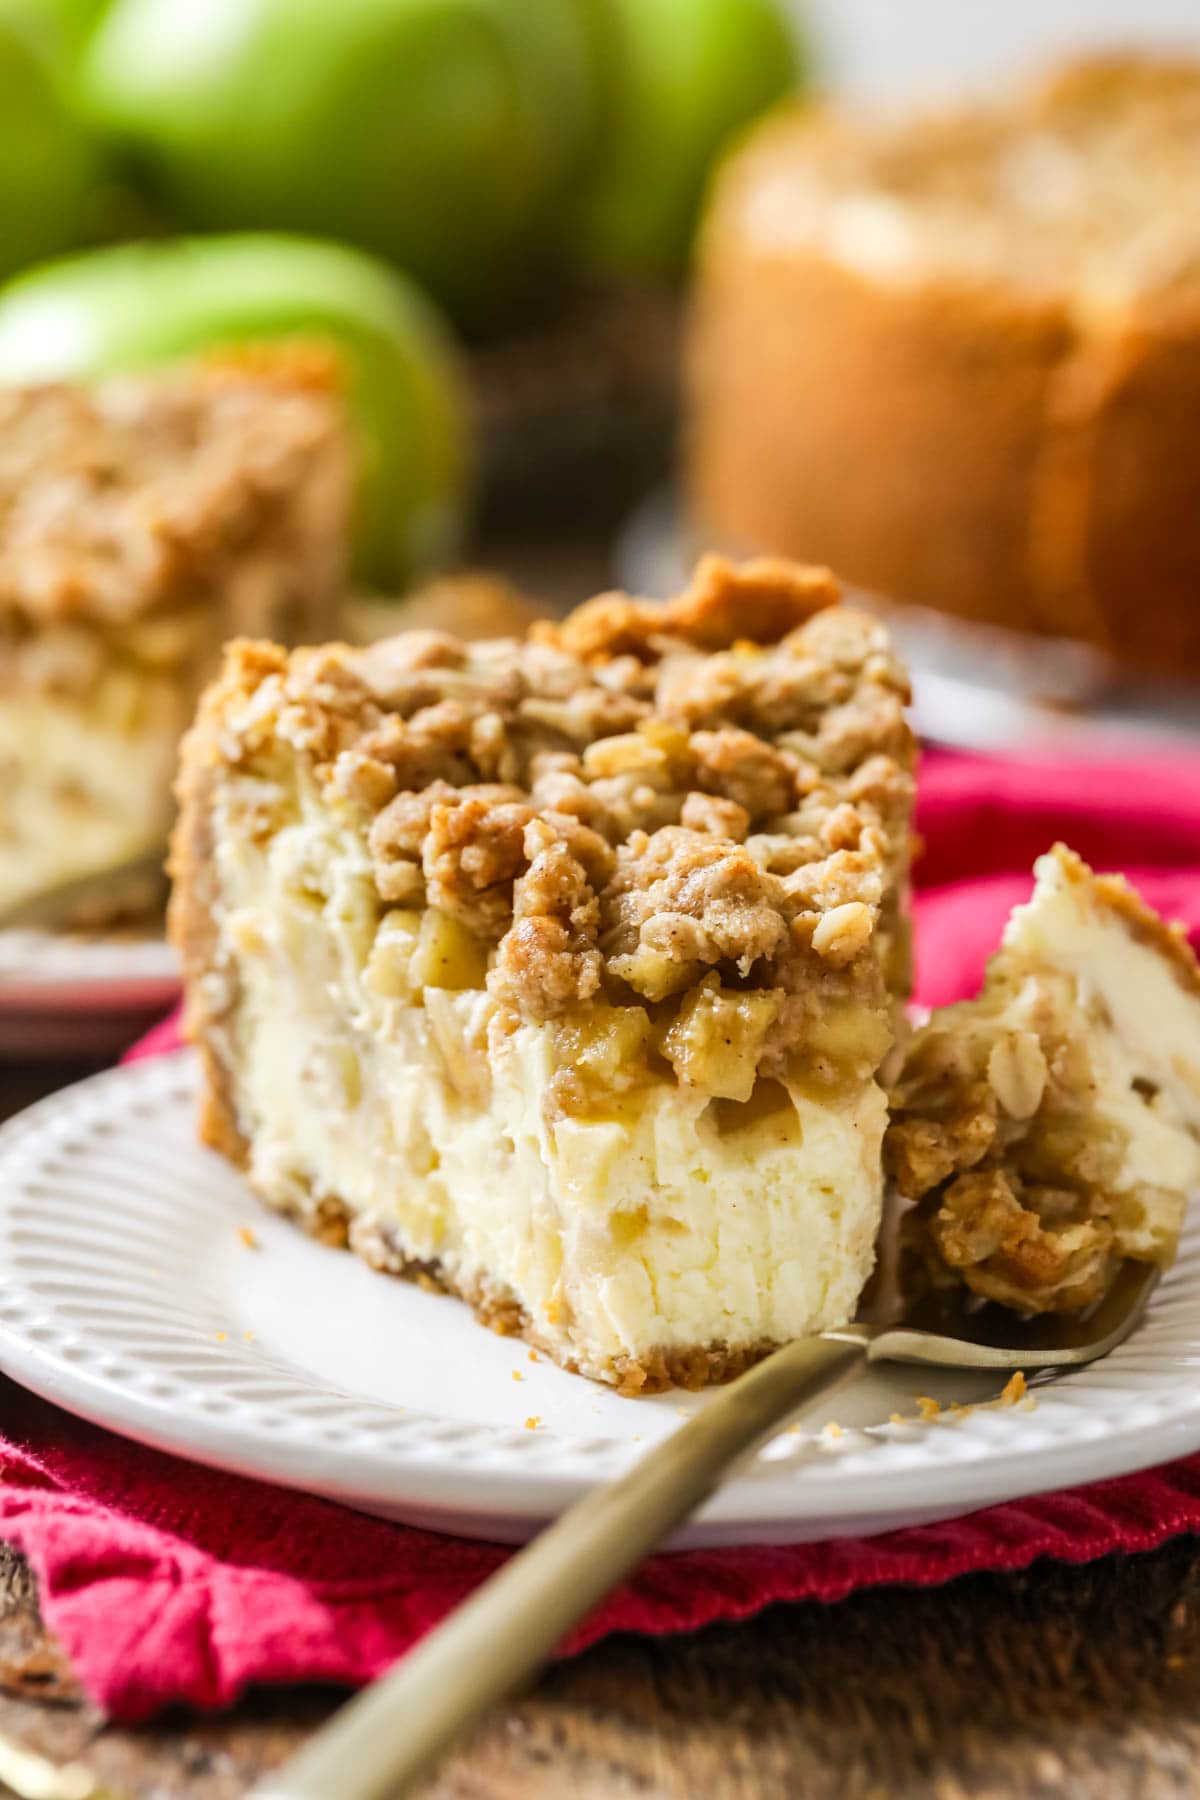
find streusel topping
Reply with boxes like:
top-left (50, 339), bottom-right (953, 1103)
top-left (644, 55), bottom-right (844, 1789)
top-left (0, 346), bottom-right (348, 631)
top-left (195, 557), bottom-right (915, 1036)
top-left (887, 973), bottom-right (1135, 1312)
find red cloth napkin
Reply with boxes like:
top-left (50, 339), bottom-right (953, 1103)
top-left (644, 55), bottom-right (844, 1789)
top-left (3, 748), bottom-right (1200, 1723)
top-left (912, 751), bottom-right (1200, 1005)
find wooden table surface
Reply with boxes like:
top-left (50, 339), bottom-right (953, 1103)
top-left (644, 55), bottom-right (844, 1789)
top-left (5, 532), bottom-right (1200, 1799)
top-left (8, 1028), bottom-right (1200, 1798)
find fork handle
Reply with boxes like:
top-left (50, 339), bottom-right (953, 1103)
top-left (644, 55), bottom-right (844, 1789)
top-left (253, 1333), bottom-right (865, 1800)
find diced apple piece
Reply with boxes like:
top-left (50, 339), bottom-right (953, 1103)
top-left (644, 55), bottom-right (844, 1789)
top-left (412, 906), bottom-right (489, 991)
top-left (663, 978), bottom-right (779, 1101)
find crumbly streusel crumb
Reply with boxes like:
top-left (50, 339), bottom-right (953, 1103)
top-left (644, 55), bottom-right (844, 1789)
top-left (188, 557), bottom-right (915, 1043)
top-left (534, 554), bottom-right (841, 659)
top-left (0, 348), bottom-right (349, 634)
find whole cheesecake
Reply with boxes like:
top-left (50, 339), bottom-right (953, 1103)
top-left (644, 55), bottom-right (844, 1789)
top-left (687, 55), bottom-right (1200, 680)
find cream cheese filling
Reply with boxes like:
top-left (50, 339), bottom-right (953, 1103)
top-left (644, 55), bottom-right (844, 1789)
top-left (212, 768), bottom-right (887, 1377)
top-left (0, 684), bottom-right (182, 909)
top-left (1006, 851), bottom-right (1200, 1204)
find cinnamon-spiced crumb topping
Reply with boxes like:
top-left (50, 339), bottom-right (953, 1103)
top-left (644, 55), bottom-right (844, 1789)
top-left (183, 556), bottom-right (915, 1027)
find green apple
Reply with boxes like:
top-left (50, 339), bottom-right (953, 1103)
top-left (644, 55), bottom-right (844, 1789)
top-left (0, 16), bottom-right (100, 279)
top-left (81, 0), bottom-right (600, 315)
top-left (568, 0), bottom-right (799, 281)
top-left (0, 234), bottom-right (471, 585)
top-left (0, 0), bottom-right (108, 65)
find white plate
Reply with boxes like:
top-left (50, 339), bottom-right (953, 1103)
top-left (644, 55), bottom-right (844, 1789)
top-left (0, 930), bottom-right (178, 1057)
top-left (618, 491), bottom-right (1200, 754)
top-left (2, 1053), bottom-right (1199, 1548)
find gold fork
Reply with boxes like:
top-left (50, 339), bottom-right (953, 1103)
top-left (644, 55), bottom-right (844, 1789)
top-left (253, 1260), bottom-right (1160, 1800)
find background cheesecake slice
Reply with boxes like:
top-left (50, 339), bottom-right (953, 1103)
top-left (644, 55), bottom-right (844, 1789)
top-left (0, 349), bottom-right (350, 922)
top-left (887, 846), bottom-right (1200, 1315)
top-left (172, 556), bottom-right (916, 1392)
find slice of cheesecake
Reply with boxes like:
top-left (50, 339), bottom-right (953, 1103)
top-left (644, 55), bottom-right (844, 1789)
top-left (0, 349), bottom-right (349, 923)
top-left (887, 846), bottom-right (1200, 1314)
top-left (172, 556), bottom-right (916, 1391)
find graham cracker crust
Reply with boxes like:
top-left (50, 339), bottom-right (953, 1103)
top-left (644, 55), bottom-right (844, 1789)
top-left (252, 1177), bottom-right (776, 1396)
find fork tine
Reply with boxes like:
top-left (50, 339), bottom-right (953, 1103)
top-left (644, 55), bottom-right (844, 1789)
top-left (869, 1261), bottom-right (1162, 1371)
